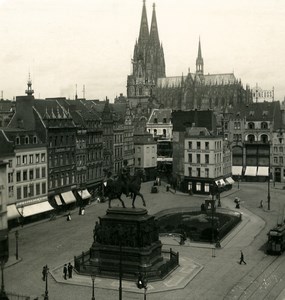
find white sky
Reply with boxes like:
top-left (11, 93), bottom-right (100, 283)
top-left (0, 0), bottom-right (284, 101)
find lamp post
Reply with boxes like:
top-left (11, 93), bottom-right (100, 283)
top-left (267, 143), bottom-right (271, 211)
top-left (15, 230), bottom-right (19, 260)
top-left (44, 265), bottom-right (49, 300)
top-left (0, 261), bottom-right (8, 300)
top-left (137, 272), bottom-right (147, 300)
top-left (237, 175), bottom-right (240, 189)
top-left (119, 241), bottom-right (122, 300)
top-left (91, 273), bottom-right (95, 300)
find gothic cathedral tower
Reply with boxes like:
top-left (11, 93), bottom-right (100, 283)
top-left (127, 1), bottom-right (165, 102)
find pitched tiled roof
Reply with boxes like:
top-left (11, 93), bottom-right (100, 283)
top-left (0, 130), bottom-right (14, 156)
top-left (203, 73), bottom-right (236, 85)
top-left (148, 108), bottom-right (172, 123)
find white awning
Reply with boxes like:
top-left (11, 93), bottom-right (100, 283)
top-left (245, 166), bottom-right (257, 176)
top-left (61, 191), bottom-right (76, 204)
top-left (215, 179), bottom-right (226, 186)
top-left (7, 204), bottom-right (21, 220)
top-left (232, 166), bottom-right (243, 175)
top-left (55, 195), bottom-right (62, 206)
top-left (225, 177), bottom-right (235, 184)
top-left (257, 167), bottom-right (269, 176)
top-left (20, 201), bottom-right (54, 218)
top-left (79, 189), bottom-right (91, 200)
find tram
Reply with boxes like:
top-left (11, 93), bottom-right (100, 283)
top-left (267, 223), bottom-right (285, 255)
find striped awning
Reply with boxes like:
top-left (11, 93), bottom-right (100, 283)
top-left (225, 177), bottom-right (235, 184)
top-left (55, 195), bottom-right (63, 206)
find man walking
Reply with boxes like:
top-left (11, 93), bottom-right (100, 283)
top-left (239, 250), bottom-right (247, 265)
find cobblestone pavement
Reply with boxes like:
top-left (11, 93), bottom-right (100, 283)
top-left (4, 181), bottom-right (285, 300)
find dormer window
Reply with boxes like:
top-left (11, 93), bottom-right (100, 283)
top-left (163, 118), bottom-right (167, 123)
top-left (33, 136), bottom-right (37, 144)
top-left (261, 122), bottom-right (268, 129)
top-left (248, 122), bottom-right (255, 129)
top-left (16, 136), bottom-right (20, 145)
top-left (249, 111), bottom-right (254, 116)
top-left (236, 112), bottom-right (240, 117)
top-left (262, 111), bottom-right (268, 116)
top-left (154, 118), bottom-right (158, 124)
top-left (25, 136), bottom-right (29, 144)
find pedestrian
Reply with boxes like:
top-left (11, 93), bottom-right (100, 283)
top-left (42, 265), bottom-right (47, 281)
top-left (81, 207), bottom-right (85, 215)
top-left (63, 264), bottom-right (68, 279)
top-left (66, 212), bottom-right (71, 221)
top-left (68, 262), bottom-right (73, 278)
top-left (239, 250), bottom-right (247, 265)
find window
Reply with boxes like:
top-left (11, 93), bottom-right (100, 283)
top-left (280, 147), bottom-right (283, 152)
top-left (197, 168), bottom-right (201, 177)
top-left (17, 187), bottom-right (21, 200)
top-left (36, 168), bottom-right (40, 179)
top-left (16, 156), bottom-right (21, 165)
top-left (205, 142), bottom-right (209, 150)
top-left (29, 154), bottom-right (33, 164)
top-left (29, 184), bottom-right (34, 197)
top-left (8, 186), bottom-right (14, 197)
top-left (274, 157), bottom-right (278, 164)
top-left (42, 182), bottom-right (46, 194)
top-left (16, 136), bottom-right (20, 145)
top-left (163, 118), bottom-right (167, 123)
top-left (224, 122), bottom-right (228, 130)
top-left (280, 157), bottom-right (283, 164)
top-left (42, 167), bottom-right (46, 178)
top-left (197, 154), bottom-right (200, 163)
top-left (188, 167), bottom-right (192, 176)
top-left (188, 141), bottom-right (192, 149)
top-left (205, 168), bottom-right (209, 178)
top-left (138, 158), bottom-right (141, 166)
top-left (16, 171), bottom-right (21, 182)
top-left (41, 153), bottom-right (45, 162)
top-left (8, 172), bottom-right (13, 183)
top-left (205, 154), bottom-right (209, 164)
top-left (188, 154), bottom-right (192, 163)
top-left (23, 171), bottom-right (27, 181)
top-left (22, 155), bottom-right (27, 164)
top-left (248, 122), bottom-right (255, 129)
top-left (33, 136), bottom-right (37, 144)
top-left (8, 160), bottom-right (12, 168)
top-left (205, 183), bottom-right (210, 192)
top-left (274, 147), bottom-right (278, 153)
top-left (197, 142), bottom-right (201, 150)
top-left (36, 183), bottom-right (40, 195)
top-left (154, 118), bottom-right (158, 124)
top-left (29, 169), bottom-right (34, 180)
top-left (196, 182), bottom-right (201, 191)
top-left (23, 186), bottom-right (28, 198)
top-left (36, 154), bottom-right (40, 163)
top-left (261, 122), bottom-right (268, 129)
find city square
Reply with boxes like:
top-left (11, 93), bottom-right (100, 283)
top-left (4, 180), bottom-right (285, 300)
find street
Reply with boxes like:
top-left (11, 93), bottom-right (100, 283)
top-left (4, 181), bottom-right (285, 300)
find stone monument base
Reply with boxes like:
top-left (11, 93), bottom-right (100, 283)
top-left (74, 207), bottom-right (179, 281)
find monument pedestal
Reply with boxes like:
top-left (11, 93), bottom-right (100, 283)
top-left (75, 207), bottom-right (178, 280)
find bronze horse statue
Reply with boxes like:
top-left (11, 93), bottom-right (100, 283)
top-left (103, 170), bottom-right (146, 208)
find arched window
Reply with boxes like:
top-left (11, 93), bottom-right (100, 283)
top-left (248, 134), bottom-right (255, 143)
top-left (248, 122), bottom-right (255, 129)
top-left (33, 136), bottom-right (37, 144)
top-left (16, 136), bottom-right (20, 145)
top-left (261, 122), bottom-right (268, 129)
top-left (261, 134), bottom-right (268, 143)
top-left (25, 136), bottom-right (29, 144)
top-left (154, 129), bottom-right (157, 136)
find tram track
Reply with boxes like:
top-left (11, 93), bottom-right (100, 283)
top-left (224, 253), bottom-right (285, 300)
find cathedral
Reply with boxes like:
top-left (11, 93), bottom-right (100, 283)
top-left (127, 1), bottom-right (252, 115)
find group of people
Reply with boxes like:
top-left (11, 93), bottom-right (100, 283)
top-left (63, 262), bottom-right (74, 280)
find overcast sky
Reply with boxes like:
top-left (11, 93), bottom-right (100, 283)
top-left (0, 0), bottom-right (284, 101)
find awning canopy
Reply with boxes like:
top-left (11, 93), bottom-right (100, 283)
top-left (79, 189), bottom-right (91, 200)
top-left (225, 177), bottom-right (235, 184)
top-left (245, 166), bottom-right (257, 176)
top-left (61, 191), bottom-right (76, 204)
top-left (232, 166), bottom-right (243, 176)
top-left (55, 195), bottom-right (63, 206)
top-left (215, 179), bottom-right (226, 186)
top-left (257, 166), bottom-right (269, 176)
top-left (19, 201), bottom-right (54, 218)
top-left (7, 204), bottom-right (21, 220)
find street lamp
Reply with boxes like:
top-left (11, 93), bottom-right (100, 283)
top-left (0, 261), bottom-right (9, 300)
top-left (44, 265), bottom-right (49, 300)
top-left (15, 230), bottom-right (19, 260)
top-left (119, 242), bottom-right (122, 300)
top-left (137, 272), bottom-right (147, 300)
top-left (91, 273), bottom-right (95, 300)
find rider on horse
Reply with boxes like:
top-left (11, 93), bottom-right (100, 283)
top-left (120, 160), bottom-right (131, 197)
